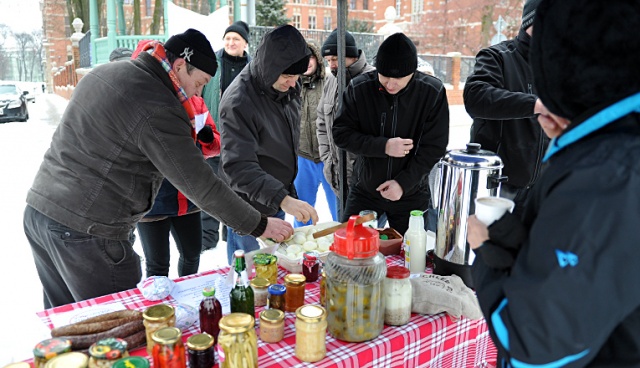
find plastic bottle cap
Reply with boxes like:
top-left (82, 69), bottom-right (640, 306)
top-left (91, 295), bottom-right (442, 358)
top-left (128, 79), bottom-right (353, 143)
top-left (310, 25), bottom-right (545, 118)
top-left (386, 265), bottom-right (410, 279)
top-left (267, 284), bottom-right (286, 295)
top-left (202, 286), bottom-right (215, 297)
top-left (410, 210), bottom-right (424, 217)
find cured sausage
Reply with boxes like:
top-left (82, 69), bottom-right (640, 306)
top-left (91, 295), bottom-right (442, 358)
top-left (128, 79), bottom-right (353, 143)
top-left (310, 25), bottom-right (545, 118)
top-left (58, 319), bottom-right (145, 349)
top-left (69, 309), bottom-right (141, 324)
top-left (122, 330), bottom-right (147, 351)
top-left (51, 315), bottom-right (142, 337)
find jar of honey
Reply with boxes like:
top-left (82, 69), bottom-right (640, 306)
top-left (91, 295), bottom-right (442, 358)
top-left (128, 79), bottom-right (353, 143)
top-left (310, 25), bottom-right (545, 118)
top-left (284, 274), bottom-right (306, 312)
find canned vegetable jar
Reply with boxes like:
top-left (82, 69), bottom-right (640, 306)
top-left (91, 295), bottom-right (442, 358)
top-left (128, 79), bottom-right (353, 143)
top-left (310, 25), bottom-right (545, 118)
top-left (142, 304), bottom-right (175, 355)
top-left (253, 254), bottom-right (278, 284)
top-left (295, 305), bottom-right (327, 362)
top-left (218, 313), bottom-right (257, 368)
top-left (152, 327), bottom-right (186, 368)
top-left (33, 337), bottom-right (72, 368)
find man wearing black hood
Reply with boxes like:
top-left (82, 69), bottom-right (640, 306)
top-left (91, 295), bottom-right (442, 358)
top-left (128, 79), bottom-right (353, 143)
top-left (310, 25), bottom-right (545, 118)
top-left (218, 25), bottom-right (318, 264)
top-left (464, 0), bottom-right (549, 213)
top-left (467, 0), bottom-right (640, 366)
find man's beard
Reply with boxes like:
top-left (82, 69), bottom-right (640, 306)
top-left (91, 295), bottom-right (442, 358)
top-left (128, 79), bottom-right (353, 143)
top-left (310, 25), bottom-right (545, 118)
top-left (331, 68), bottom-right (338, 77)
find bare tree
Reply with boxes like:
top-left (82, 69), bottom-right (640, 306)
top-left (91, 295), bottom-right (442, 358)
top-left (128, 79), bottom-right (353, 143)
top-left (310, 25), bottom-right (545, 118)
top-left (29, 30), bottom-right (44, 82)
top-left (0, 24), bottom-right (10, 80)
top-left (150, 0), bottom-right (164, 34)
top-left (13, 32), bottom-right (34, 81)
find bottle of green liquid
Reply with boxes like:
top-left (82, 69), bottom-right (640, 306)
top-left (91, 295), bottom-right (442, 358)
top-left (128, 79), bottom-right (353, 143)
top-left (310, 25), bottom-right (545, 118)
top-left (229, 249), bottom-right (255, 316)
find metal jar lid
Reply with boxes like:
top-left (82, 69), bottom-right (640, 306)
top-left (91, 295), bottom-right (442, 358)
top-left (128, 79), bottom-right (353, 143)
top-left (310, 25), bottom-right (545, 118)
top-left (112, 357), bottom-right (150, 368)
top-left (43, 352), bottom-right (89, 368)
top-left (250, 277), bottom-right (271, 289)
top-left (33, 338), bottom-right (72, 358)
top-left (143, 304), bottom-right (175, 322)
top-left (89, 337), bottom-right (128, 360)
top-left (260, 309), bottom-right (284, 324)
top-left (151, 327), bottom-right (182, 345)
top-left (219, 313), bottom-right (255, 334)
top-left (441, 143), bottom-right (503, 169)
top-left (186, 333), bottom-right (214, 350)
top-left (284, 273), bottom-right (306, 285)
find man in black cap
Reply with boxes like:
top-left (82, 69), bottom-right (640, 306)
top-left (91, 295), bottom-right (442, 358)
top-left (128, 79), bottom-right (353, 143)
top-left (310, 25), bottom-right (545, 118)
top-left (109, 47), bottom-right (133, 62)
top-left (468, 0), bottom-right (640, 366)
top-left (332, 33), bottom-right (449, 235)
top-left (23, 28), bottom-right (293, 308)
top-left (200, 20), bottom-right (252, 251)
top-left (218, 25), bottom-right (318, 264)
top-left (316, 29), bottom-right (374, 202)
top-left (464, 0), bottom-right (548, 213)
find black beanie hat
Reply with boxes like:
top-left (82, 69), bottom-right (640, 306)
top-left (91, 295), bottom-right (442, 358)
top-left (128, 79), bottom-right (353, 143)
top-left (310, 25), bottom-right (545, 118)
top-left (375, 33), bottom-right (417, 78)
top-left (283, 54), bottom-right (311, 75)
top-left (109, 47), bottom-right (133, 62)
top-left (321, 29), bottom-right (359, 58)
top-left (531, 0), bottom-right (640, 121)
top-left (164, 28), bottom-right (218, 77)
top-left (521, 0), bottom-right (542, 29)
top-left (224, 20), bottom-right (250, 43)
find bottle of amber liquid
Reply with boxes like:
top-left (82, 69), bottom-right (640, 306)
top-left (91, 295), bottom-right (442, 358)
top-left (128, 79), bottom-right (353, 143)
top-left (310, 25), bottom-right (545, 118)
top-left (230, 250), bottom-right (255, 316)
top-left (199, 286), bottom-right (222, 343)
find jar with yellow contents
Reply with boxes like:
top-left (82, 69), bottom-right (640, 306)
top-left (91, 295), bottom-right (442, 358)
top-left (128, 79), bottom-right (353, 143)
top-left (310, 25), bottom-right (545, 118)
top-left (218, 313), bottom-right (258, 368)
top-left (253, 253), bottom-right (278, 284)
top-left (142, 304), bottom-right (176, 355)
top-left (88, 338), bottom-right (129, 368)
top-left (295, 305), bottom-right (327, 362)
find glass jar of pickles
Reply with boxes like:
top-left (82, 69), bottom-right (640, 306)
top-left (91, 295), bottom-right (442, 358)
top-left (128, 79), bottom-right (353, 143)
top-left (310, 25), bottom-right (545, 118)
top-left (253, 253), bottom-right (278, 284)
top-left (43, 352), bottom-right (88, 368)
top-left (324, 215), bottom-right (386, 342)
top-left (88, 338), bottom-right (129, 368)
top-left (284, 273), bottom-right (306, 312)
top-left (267, 284), bottom-right (286, 312)
top-left (151, 327), bottom-right (186, 368)
top-left (142, 304), bottom-right (176, 355)
top-left (218, 313), bottom-right (258, 368)
top-left (259, 309), bottom-right (284, 343)
top-left (33, 338), bottom-right (72, 368)
top-left (250, 277), bottom-right (270, 307)
top-left (295, 305), bottom-right (327, 362)
top-left (186, 333), bottom-right (215, 368)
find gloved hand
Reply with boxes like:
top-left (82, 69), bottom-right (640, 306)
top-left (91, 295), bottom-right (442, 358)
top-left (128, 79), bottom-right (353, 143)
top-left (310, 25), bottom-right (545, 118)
top-left (197, 125), bottom-right (214, 143)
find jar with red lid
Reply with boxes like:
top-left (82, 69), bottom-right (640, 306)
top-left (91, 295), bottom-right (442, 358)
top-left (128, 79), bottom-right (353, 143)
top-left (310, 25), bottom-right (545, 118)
top-left (384, 266), bottom-right (412, 326)
top-left (324, 215), bottom-right (386, 342)
top-left (302, 252), bottom-right (320, 282)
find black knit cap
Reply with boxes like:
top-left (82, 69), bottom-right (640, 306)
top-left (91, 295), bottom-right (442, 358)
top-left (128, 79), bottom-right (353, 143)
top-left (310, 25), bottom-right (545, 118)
top-left (109, 47), bottom-right (133, 62)
top-left (521, 0), bottom-right (542, 29)
top-left (375, 33), bottom-right (417, 78)
top-left (224, 20), bottom-right (250, 43)
top-left (531, 0), bottom-right (640, 121)
top-left (321, 29), bottom-right (358, 58)
top-left (283, 54), bottom-right (311, 75)
top-left (164, 28), bottom-right (218, 77)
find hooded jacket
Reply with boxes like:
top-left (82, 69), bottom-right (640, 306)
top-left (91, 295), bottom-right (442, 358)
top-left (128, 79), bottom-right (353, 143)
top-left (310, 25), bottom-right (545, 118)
top-left (298, 41), bottom-right (325, 163)
top-left (26, 52), bottom-right (265, 240)
top-left (316, 51), bottom-right (375, 195)
top-left (218, 25), bottom-right (311, 216)
top-left (464, 29), bottom-right (549, 189)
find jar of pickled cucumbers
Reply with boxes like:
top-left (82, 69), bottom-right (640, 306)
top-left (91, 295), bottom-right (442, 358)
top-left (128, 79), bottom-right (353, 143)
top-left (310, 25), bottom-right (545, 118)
top-left (324, 215), bottom-right (386, 342)
top-left (253, 253), bottom-right (278, 284)
top-left (218, 313), bottom-right (258, 368)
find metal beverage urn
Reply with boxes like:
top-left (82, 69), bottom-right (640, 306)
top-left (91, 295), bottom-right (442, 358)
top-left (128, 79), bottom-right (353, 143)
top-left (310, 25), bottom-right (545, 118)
top-left (432, 143), bottom-right (507, 288)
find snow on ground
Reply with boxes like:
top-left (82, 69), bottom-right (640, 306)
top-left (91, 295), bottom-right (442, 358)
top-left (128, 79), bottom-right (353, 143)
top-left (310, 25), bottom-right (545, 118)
top-left (0, 93), bottom-right (471, 364)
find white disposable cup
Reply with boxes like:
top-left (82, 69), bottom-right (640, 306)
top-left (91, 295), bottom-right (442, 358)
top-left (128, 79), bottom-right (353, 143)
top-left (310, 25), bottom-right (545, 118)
top-left (474, 196), bottom-right (515, 225)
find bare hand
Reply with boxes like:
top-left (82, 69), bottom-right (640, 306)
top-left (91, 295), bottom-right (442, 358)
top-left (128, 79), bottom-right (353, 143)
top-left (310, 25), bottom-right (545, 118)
top-left (281, 196), bottom-right (319, 225)
top-left (385, 137), bottom-right (414, 158)
top-left (261, 217), bottom-right (294, 242)
top-left (467, 215), bottom-right (490, 250)
top-left (376, 180), bottom-right (403, 201)
top-left (538, 113), bottom-right (570, 139)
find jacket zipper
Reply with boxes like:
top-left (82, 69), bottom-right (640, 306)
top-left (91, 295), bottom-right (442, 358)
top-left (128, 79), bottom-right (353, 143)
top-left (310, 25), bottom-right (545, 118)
top-left (388, 97), bottom-right (398, 180)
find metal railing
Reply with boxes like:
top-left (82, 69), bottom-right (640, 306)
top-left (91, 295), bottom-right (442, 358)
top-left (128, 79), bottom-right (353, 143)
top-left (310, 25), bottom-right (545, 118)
top-left (79, 31), bottom-right (92, 68)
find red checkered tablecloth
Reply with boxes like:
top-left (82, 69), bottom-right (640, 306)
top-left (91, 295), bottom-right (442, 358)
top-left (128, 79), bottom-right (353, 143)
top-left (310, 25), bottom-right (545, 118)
top-left (36, 256), bottom-right (497, 367)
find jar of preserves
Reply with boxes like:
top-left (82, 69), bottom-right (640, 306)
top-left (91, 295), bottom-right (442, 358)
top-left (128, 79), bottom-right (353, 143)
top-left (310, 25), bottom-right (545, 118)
top-left (43, 352), bottom-right (88, 368)
top-left (218, 313), bottom-right (258, 368)
top-left (284, 273), bottom-right (306, 312)
top-left (302, 252), bottom-right (320, 282)
top-left (199, 286), bottom-right (222, 344)
top-left (295, 305), bottom-right (327, 362)
top-left (319, 270), bottom-right (326, 307)
top-left (142, 304), bottom-right (176, 355)
top-left (88, 338), bottom-right (129, 368)
top-left (259, 309), bottom-right (284, 343)
top-left (250, 277), bottom-right (270, 307)
top-left (324, 215), bottom-right (386, 342)
top-left (33, 338), bottom-right (72, 368)
top-left (151, 327), bottom-right (186, 368)
top-left (384, 266), bottom-right (412, 326)
top-left (267, 284), bottom-right (286, 312)
top-left (186, 333), bottom-right (215, 368)
top-left (112, 357), bottom-right (150, 368)
top-left (253, 253), bottom-right (278, 284)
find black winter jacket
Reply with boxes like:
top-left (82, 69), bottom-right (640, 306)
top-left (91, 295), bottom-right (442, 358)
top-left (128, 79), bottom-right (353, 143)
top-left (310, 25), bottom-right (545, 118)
top-left (332, 71), bottom-right (449, 197)
top-left (464, 29), bottom-right (549, 188)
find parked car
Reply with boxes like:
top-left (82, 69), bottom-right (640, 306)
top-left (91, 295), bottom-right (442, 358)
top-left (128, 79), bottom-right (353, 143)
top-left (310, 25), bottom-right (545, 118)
top-left (0, 84), bottom-right (29, 122)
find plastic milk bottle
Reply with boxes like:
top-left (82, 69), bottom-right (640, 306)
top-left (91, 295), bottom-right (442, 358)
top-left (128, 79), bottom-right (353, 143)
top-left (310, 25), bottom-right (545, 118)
top-left (403, 210), bottom-right (427, 274)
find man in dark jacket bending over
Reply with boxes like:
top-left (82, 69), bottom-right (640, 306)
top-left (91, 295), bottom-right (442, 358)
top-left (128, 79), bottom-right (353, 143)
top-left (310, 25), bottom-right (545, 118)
top-left (333, 33), bottom-right (449, 235)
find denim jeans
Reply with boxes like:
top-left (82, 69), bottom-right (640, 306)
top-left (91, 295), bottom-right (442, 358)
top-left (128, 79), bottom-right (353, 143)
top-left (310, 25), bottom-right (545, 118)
top-left (23, 205), bottom-right (142, 308)
top-left (226, 209), bottom-right (285, 264)
top-left (293, 157), bottom-right (338, 227)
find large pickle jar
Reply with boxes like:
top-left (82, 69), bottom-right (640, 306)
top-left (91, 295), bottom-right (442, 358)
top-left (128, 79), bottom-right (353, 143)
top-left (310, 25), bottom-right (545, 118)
top-left (324, 215), bottom-right (386, 342)
top-left (218, 313), bottom-right (258, 368)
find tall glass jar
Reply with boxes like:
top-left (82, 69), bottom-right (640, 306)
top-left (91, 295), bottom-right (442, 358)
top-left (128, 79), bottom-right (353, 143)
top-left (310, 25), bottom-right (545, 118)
top-left (259, 309), bottom-right (284, 343)
top-left (284, 273), bottom-right (306, 312)
top-left (267, 284), bottom-right (286, 312)
top-left (142, 304), bottom-right (176, 355)
top-left (33, 338), bottom-right (72, 368)
top-left (253, 253), bottom-right (278, 284)
top-left (295, 305), bottom-right (327, 362)
top-left (88, 338), bottom-right (129, 368)
top-left (186, 333), bottom-right (215, 368)
top-left (218, 313), bottom-right (258, 368)
top-left (250, 277), bottom-right (270, 307)
top-left (384, 266), bottom-right (412, 326)
top-left (151, 327), bottom-right (186, 368)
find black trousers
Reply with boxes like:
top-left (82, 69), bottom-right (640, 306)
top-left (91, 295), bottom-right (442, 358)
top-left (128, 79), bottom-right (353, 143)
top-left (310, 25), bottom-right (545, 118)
top-left (201, 156), bottom-right (221, 249)
top-left (23, 205), bottom-right (142, 309)
top-left (137, 211), bottom-right (202, 277)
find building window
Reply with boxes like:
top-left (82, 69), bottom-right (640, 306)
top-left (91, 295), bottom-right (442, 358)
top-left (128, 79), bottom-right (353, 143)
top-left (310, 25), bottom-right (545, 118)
top-left (293, 0), bottom-right (301, 4)
top-left (293, 14), bottom-right (301, 28)
top-left (308, 15), bottom-right (317, 29)
top-left (324, 16), bottom-right (332, 30)
top-left (350, 0), bottom-right (356, 10)
top-left (396, 0), bottom-right (401, 17)
top-left (146, 0), bottom-right (151, 16)
top-left (363, 0), bottom-right (368, 10)
top-left (324, 0), bottom-right (331, 5)
top-left (309, 0), bottom-right (317, 4)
